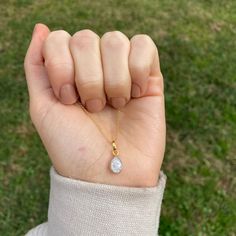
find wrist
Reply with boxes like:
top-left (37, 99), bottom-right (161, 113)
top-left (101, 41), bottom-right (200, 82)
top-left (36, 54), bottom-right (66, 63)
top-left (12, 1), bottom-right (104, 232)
top-left (54, 152), bottom-right (162, 188)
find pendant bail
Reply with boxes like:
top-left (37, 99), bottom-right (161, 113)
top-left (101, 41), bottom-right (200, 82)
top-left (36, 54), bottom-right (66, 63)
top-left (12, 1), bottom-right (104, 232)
top-left (112, 140), bottom-right (119, 156)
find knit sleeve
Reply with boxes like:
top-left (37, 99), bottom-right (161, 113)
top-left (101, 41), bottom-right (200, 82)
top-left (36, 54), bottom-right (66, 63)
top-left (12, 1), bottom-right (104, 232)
top-left (26, 167), bottom-right (166, 236)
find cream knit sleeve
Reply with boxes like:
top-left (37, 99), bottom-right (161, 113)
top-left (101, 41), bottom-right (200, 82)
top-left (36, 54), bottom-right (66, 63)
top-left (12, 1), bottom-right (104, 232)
top-left (25, 167), bottom-right (166, 236)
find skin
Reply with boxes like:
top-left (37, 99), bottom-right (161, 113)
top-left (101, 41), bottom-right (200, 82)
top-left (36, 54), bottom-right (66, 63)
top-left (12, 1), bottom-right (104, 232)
top-left (24, 23), bottom-right (166, 187)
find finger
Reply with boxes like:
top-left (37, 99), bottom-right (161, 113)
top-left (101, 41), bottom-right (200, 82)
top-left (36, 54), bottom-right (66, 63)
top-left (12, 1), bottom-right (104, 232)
top-left (101, 31), bottom-right (131, 109)
top-left (43, 30), bottom-right (78, 105)
top-left (24, 23), bottom-right (51, 100)
top-left (129, 34), bottom-right (163, 98)
top-left (70, 30), bottom-right (105, 112)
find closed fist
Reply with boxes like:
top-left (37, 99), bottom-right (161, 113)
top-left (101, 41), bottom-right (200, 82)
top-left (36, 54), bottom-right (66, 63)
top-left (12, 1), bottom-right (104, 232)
top-left (24, 24), bottom-right (165, 187)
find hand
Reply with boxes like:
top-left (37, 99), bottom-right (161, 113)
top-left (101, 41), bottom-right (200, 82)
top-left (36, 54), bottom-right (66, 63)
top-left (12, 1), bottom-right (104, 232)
top-left (24, 24), bottom-right (166, 187)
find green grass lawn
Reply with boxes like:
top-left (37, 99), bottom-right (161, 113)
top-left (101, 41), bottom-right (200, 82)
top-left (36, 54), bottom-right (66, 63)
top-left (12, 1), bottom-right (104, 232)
top-left (0, 0), bottom-right (235, 235)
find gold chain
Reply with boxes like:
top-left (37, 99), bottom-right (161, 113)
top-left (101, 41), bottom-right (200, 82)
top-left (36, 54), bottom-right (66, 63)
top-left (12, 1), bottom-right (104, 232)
top-left (79, 103), bottom-right (121, 144)
top-left (78, 102), bottom-right (123, 174)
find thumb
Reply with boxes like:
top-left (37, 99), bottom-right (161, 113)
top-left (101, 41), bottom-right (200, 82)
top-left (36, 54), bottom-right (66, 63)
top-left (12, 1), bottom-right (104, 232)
top-left (24, 23), bottom-right (51, 100)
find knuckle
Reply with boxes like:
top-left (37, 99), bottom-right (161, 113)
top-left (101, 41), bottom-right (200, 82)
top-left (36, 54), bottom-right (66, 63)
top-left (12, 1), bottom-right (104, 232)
top-left (46, 30), bottom-right (70, 42)
top-left (43, 47), bottom-right (73, 70)
top-left (45, 59), bottom-right (73, 70)
top-left (74, 29), bottom-right (97, 37)
top-left (79, 78), bottom-right (101, 89)
top-left (43, 30), bottom-right (71, 60)
top-left (130, 61), bottom-right (149, 75)
top-left (102, 31), bottom-right (129, 49)
top-left (70, 29), bottom-right (99, 49)
top-left (131, 34), bottom-right (153, 46)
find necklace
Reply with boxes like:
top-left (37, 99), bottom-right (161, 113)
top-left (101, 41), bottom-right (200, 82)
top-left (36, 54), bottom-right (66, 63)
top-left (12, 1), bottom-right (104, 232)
top-left (79, 103), bottom-right (123, 174)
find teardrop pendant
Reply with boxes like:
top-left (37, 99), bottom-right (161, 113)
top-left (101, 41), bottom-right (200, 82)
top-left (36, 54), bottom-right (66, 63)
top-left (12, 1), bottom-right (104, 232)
top-left (110, 156), bottom-right (122, 174)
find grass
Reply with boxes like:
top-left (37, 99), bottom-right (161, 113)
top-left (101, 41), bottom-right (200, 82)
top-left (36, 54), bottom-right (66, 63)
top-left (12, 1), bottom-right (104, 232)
top-left (0, 0), bottom-right (235, 235)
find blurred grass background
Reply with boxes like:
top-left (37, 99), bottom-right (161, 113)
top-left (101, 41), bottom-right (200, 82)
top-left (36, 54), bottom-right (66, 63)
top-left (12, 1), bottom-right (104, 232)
top-left (0, 0), bottom-right (235, 235)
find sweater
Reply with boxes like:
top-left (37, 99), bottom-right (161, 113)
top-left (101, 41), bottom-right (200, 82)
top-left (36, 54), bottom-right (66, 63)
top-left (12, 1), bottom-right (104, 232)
top-left (25, 167), bottom-right (166, 236)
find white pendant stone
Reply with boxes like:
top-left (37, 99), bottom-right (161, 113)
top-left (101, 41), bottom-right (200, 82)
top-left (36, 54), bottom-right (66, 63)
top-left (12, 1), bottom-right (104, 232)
top-left (110, 156), bottom-right (122, 174)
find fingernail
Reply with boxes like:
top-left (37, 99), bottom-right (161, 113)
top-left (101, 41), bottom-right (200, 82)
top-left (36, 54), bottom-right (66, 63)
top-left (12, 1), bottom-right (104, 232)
top-left (111, 97), bottom-right (126, 109)
top-left (131, 84), bottom-right (141, 98)
top-left (59, 84), bottom-right (78, 104)
top-left (85, 99), bottom-right (103, 112)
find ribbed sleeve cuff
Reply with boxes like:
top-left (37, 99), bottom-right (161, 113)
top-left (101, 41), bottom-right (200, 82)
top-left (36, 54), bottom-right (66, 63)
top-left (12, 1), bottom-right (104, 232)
top-left (26, 167), bottom-right (166, 236)
top-left (47, 167), bottom-right (166, 236)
